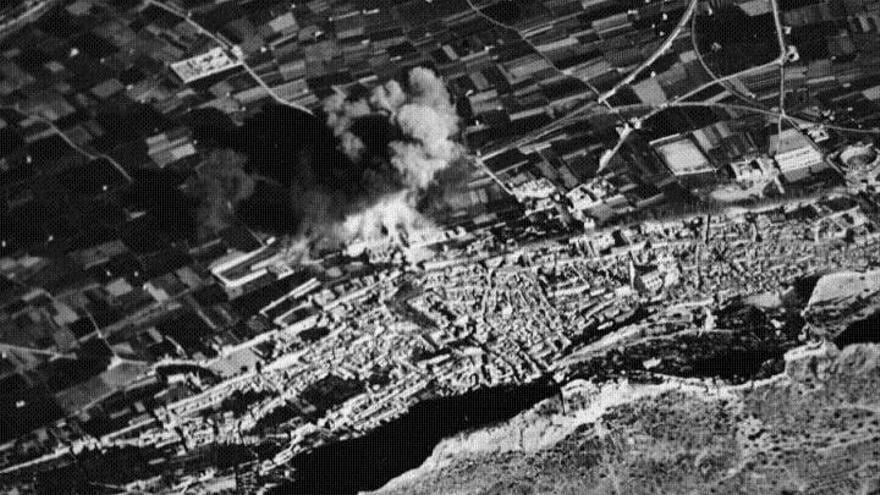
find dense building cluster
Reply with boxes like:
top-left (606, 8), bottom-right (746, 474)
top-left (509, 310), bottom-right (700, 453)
top-left (2, 186), bottom-right (880, 490)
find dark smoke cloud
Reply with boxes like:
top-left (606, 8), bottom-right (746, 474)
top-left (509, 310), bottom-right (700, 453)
top-left (187, 67), bottom-right (465, 255)
top-left (305, 67), bottom-right (464, 250)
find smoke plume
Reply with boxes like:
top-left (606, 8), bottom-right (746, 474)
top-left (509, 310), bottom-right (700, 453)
top-left (188, 149), bottom-right (255, 238)
top-left (189, 67), bottom-right (465, 255)
top-left (307, 67), bottom-right (463, 251)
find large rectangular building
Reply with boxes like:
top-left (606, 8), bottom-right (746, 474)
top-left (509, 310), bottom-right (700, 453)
top-left (770, 128), bottom-right (826, 181)
top-left (170, 47), bottom-right (242, 84)
top-left (651, 135), bottom-right (717, 186)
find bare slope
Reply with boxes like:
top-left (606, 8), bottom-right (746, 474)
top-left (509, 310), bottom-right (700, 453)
top-left (371, 343), bottom-right (880, 495)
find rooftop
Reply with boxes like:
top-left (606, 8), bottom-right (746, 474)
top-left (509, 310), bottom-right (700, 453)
top-left (170, 47), bottom-right (242, 84)
top-left (769, 128), bottom-right (818, 156)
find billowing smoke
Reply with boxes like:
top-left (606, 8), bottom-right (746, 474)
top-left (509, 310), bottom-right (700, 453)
top-left (308, 67), bottom-right (463, 250)
top-left (186, 68), bottom-right (465, 255)
top-left (339, 190), bottom-right (430, 245)
top-left (323, 94), bottom-right (370, 162)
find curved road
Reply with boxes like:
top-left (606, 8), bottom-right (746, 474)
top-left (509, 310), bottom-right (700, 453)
top-left (598, 0), bottom-right (701, 105)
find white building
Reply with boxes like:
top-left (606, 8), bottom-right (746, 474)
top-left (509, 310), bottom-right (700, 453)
top-left (728, 156), bottom-right (775, 183)
top-left (170, 47), bottom-right (241, 84)
top-left (769, 129), bottom-right (826, 180)
top-left (209, 246), bottom-right (269, 289)
top-left (511, 178), bottom-right (557, 201)
top-left (565, 177), bottom-right (616, 211)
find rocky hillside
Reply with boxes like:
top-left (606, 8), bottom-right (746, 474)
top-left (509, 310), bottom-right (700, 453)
top-left (371, 342), bottom-right (880, 495)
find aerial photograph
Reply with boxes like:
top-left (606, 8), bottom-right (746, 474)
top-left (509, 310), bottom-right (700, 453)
top-left (0, 0), bottom-right (878, 493)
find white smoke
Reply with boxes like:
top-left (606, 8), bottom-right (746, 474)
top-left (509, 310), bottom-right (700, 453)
top-left (320, 67), bottom-right (462, 248)
top-left (388, 140), bottom-right (450, 190)
top-left (390, 68), bottom-right (461, 190)
top-left (369, 79), bottom-right (407, 114)
top-left (339, 190), bottom-right (431, 245)
top-left (323, 93), bottom-right (370, 162)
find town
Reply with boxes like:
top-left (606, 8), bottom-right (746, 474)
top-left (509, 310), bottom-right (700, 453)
top-left (0, 0), bottom-right (878, 492)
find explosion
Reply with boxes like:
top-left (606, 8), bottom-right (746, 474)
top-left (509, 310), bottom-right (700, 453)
top-left (316, 66), bottom-right (463, 250)
top-left (189, 67), bottom-right (464, 257)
